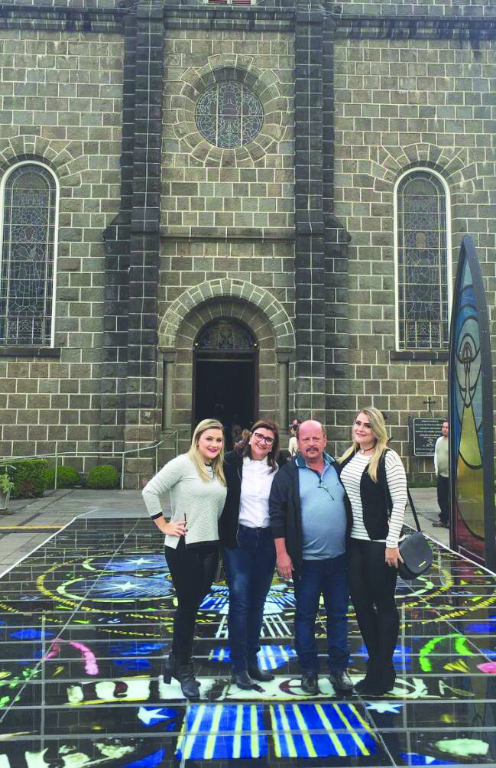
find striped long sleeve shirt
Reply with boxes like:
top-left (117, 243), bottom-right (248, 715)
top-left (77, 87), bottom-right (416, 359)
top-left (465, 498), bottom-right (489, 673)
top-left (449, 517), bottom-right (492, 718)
top-left (340, 449), bottom-right (407, 549)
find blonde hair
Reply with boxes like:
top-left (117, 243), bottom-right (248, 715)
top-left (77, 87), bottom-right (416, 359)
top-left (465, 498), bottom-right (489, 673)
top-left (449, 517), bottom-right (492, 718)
top-left (339, 407), bottom-right (389, 482)
top-left (188, 419), bottom-right (226, 485)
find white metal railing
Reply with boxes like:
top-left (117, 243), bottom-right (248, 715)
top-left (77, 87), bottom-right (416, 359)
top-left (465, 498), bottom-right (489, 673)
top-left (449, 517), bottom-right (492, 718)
top-left (0, 431), bottom-right (181, 491)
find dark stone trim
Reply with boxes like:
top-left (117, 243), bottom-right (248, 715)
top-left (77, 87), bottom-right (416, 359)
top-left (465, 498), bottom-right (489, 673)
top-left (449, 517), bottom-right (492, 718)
top-left (293, 0), bottom-right (326, 421)
top-left (125, 1), bottom-right (164, 424)
top-left (164, 19), bottom-right (292, 32)
top-left (161, 227), bottom-right (295, 240)
top-left (390, 351), bottom-right (449, 362)
top-left (337, 15), bottom-right (496, 44)
top-left (0, 4), bottom-right (125, 34)
top-left (0, 347), bottom-right (61, 358)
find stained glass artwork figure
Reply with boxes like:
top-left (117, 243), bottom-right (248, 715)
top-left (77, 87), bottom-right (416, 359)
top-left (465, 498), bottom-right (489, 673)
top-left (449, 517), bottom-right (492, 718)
top-left (0, 165), bottom-right (56, 345)
top-left (195, 319), bottom-right (256, 351)
top-left (449, 236), bottom-right (495, 570)
top-left (195, 81), bottom-right (263, 148)
top-left (397, 171), bottom-right (449, 350)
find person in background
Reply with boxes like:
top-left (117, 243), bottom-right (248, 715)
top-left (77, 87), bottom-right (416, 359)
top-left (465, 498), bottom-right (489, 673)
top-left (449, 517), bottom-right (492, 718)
top-left (288, 418), bottom-right (301, 457)
top-left (220, 419), bottom-right (281, 689)
top-left (142, 419), bottom-right (227, 701)
top-left (433, 420), bottom-right (449, 529)
top-left (338, 407), bottom-right (407, 696)
top-left (269, 420), bottom-right (353, 696)
top-left (231, 424), bottom-right (242, 447)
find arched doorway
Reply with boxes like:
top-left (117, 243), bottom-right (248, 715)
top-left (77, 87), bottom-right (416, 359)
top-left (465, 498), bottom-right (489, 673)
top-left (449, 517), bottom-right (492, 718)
top-left (193, 318), bottom-right (258, 448)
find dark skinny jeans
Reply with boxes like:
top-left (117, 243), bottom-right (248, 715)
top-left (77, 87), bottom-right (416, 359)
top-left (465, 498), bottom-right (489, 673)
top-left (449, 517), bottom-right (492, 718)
top-left (349, 539), bottom-right (399, 674)
top-left (164, 537), bottom-right (219, 665)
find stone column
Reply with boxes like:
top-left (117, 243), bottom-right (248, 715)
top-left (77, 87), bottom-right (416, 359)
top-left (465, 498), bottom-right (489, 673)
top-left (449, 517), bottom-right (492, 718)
top-left (124, 0), bottom-right (165, 486)
top-left (323, 0), bottom-right (351, 449)
top-left (161, 351), bottom-right (176, 431)
top-left (293, 0), bottom-right (326, 424)
top-left (276, 349), bottom-right (291, 442)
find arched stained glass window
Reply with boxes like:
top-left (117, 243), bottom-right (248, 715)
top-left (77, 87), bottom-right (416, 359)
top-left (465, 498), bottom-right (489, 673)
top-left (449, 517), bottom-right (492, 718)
top-left (396, 170), bottom-right (450, 351)
top-left (0, 164), bottom-right (57, 346)
top-left (195, 81), bottom-right (263, 149)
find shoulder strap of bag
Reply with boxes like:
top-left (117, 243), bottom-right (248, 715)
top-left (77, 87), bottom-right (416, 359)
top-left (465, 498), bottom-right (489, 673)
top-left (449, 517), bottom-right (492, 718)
top-left (380, 450), bottom-right (422, 533)
top-left (378, 450), bottom-right (393, 516)
top-left (406, 488), bottom-right (422, 533)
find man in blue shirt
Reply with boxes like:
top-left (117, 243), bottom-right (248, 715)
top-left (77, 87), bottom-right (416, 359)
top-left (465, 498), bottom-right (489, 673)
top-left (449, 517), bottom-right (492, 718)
top-left (269, 420), bottom-right (353, 695)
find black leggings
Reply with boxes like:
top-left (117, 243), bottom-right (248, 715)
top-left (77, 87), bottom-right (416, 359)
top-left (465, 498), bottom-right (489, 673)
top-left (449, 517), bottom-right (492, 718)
top-left (349, 539), bottom-right (399, 671)
top-left (164, 538), bottom-right (219, 665)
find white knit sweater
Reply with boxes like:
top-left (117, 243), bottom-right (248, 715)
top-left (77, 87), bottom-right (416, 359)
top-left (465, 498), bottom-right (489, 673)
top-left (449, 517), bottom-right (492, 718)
top-left (142, 453), bottom-right (227, 549)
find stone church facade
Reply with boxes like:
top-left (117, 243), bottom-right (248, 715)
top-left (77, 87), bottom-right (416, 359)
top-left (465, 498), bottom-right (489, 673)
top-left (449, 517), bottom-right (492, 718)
top-left (0, 0), bottom-right (494, 486)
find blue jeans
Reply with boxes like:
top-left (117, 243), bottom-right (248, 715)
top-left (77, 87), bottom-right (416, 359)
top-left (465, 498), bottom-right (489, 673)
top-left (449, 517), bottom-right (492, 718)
top-left (223, 525), bottom-right (276, 672)
top-left (293, 553), bottom-right (350, 674)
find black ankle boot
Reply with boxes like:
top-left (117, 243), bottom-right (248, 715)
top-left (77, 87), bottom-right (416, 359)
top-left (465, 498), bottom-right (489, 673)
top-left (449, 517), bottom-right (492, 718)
top-left (355, 658), bottom-right (378, 694)
top-left (364, 665), bottom-right (396, 696)
top-left (178, 662), bottom-right (201, 700)
top-left (162, 652), bottom-right (179, 684)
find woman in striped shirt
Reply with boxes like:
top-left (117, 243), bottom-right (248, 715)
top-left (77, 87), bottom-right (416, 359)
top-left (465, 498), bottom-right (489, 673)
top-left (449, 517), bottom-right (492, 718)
top-left (338, 407), bottom-right (407, 696)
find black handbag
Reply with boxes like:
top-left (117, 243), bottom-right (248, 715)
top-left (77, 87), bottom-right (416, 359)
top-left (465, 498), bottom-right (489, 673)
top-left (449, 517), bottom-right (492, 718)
top-left (398, 490), bottom-right (433, 580)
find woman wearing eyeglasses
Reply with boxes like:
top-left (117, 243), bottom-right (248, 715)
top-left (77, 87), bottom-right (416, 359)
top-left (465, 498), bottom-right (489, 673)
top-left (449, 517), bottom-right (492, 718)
top-left (219, 418), bottom-right (281, 689)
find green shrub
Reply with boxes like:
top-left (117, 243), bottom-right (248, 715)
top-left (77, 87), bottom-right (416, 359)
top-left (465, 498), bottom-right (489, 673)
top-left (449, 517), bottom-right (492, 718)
top-left (7, 459), bottom-right (49, 498)
top-left (87, 464), bottom-right (120, 490)
top-left (45, 465), bottom-right (81, 489)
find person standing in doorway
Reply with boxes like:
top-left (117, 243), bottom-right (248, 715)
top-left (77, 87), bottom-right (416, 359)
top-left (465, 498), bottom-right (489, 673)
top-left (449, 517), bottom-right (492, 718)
top-left (269, 420), bottom-right (353, 696)
top-left (220, 419), bottom-right (281, 689)
top-left (142, 419), bottom-right (227, 701)
top-left (433, 420), bottom-right (450, 529)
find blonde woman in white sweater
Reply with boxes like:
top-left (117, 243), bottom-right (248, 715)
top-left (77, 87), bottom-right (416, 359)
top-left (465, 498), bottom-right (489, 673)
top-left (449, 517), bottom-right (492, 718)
top-left (142, 418), bottom-right (227, 700)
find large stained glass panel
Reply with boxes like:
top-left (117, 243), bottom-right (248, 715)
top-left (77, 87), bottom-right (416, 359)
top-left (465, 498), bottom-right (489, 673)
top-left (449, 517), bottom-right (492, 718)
top-left (0, 165), bottom-right (56, 345)
top-left (397, 171), bottom-right (449, 350)
top-left (195, 81), bottom-right (263, 149)
top-left (449, 237), bottom-right (495, 570)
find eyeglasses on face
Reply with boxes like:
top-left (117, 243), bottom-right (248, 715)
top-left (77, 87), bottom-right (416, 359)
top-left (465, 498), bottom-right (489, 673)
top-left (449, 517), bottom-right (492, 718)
top-left (253, 432), bottom-right (275, 445)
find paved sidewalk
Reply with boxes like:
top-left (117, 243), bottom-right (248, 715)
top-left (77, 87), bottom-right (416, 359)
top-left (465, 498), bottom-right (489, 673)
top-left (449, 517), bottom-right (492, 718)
top-left (0, 485), bottom-right (449, 572)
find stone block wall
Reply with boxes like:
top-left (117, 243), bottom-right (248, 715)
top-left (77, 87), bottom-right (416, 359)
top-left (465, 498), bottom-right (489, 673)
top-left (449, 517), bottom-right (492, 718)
top-left (158, 25), bottom-right (296, 447)
top-left (0, 28), bottom-right (123, 465)
top-left (333, 28), bottom-right (496, 473)
top-left (161, 30), bottom-right (294, 237)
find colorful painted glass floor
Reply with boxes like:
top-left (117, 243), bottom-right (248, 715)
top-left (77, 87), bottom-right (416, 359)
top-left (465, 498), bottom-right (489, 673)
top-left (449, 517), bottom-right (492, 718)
top-left (0, 516), bottom-right (495, 767)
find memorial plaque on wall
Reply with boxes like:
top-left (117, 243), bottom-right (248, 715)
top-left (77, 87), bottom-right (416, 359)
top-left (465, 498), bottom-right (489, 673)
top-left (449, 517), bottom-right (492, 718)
top-left (411, 418), bottom-right (444, 457)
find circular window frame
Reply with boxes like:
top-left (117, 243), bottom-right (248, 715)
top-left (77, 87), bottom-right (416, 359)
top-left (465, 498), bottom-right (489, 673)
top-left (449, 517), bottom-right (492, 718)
top-left (195, 80), bottom-right (264, 149)
top-left (171, 63), bottom-right (289, 166)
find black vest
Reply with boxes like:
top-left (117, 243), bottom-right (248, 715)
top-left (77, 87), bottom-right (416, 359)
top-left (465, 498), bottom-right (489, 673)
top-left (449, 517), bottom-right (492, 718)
top-left (340, 449), bottom-right (392, 540)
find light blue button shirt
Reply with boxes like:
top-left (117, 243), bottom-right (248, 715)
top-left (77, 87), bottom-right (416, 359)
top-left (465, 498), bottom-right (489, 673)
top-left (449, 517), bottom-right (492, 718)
top-left (297, 454), bottom-right (347, 560)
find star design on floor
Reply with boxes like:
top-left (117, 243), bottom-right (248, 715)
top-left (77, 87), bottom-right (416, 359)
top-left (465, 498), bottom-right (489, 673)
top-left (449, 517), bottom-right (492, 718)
top-left (365, 701), bottom-right (403, 714)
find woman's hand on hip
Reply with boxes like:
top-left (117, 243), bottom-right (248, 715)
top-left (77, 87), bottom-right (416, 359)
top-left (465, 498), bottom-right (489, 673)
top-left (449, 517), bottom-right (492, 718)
top-left (385, 546), bottom-right (403, 568)
top-left (277, 553), bottom-right (294, 581)
top-left (165, 520), bottom-right (187, 537)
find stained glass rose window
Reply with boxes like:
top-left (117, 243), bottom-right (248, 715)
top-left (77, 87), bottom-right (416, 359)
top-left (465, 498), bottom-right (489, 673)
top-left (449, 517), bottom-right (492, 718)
top-left (195, 81), bottom-right (264, 149)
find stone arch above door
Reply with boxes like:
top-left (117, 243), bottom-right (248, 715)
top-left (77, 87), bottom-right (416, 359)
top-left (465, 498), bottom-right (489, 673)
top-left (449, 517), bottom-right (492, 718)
top-left (158, 278), bottom-right (295, 351)
top-left (160, 289), bottom-right (294, 442)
